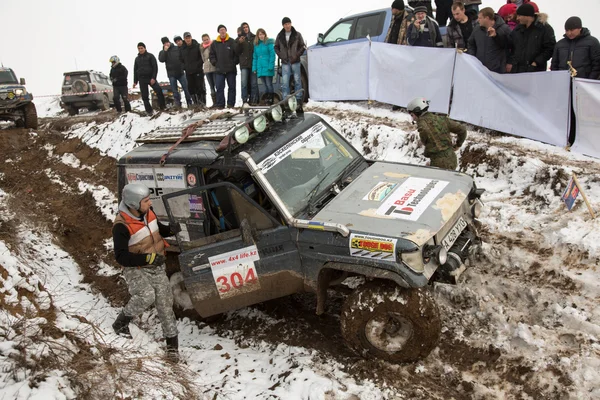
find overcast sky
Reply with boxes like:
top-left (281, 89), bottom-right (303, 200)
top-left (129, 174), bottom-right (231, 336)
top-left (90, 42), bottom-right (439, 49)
top-left (3, 0), bottom-right (599, 96)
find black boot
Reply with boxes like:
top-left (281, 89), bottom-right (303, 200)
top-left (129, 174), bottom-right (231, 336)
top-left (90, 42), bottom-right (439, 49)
top-left (165, 335), bottom-right (179, 363)
top-left (210, 93), bottom-right (217, 106)
top-left (112, 311), bottom-right (133, 338)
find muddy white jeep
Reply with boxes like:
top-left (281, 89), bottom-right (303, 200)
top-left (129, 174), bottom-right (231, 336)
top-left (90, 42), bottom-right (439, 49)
top-left (116, 95), bottom-right (484, 363)
top-left (61, 70), bottom-right (114, 115)
top-left (0, 67), bottom-right (38, 129)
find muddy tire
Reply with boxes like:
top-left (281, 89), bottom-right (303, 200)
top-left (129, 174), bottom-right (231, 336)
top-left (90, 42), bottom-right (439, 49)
top-left (99, 94), bottom-right (110, 111)
top-left (340, 282), bottom-right (441, 363)
top-left (15, 119), bottom-right (25, 128)
top-left (67, 106), bottom-right (79, 116)
top-left (23, 102), bottom-right (38, 129)
top-left (301, 71), bottom-right (309, 103)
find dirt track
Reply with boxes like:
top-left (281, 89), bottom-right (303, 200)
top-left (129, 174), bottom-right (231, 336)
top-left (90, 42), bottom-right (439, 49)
top-left (1, 111), bottom-right (594, 399)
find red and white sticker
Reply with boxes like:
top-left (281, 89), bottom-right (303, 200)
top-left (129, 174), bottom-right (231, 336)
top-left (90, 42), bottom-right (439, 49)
top-left (187, 173), bottom-right (197, 186)
top-left (209, 245), bottom-right (261, 297)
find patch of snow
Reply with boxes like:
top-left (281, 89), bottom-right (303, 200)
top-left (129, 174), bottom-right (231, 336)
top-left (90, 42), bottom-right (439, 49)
top-left (60, 153), bottom-right (80, 168)
top-left (77, 182), bottom-right (118, 221)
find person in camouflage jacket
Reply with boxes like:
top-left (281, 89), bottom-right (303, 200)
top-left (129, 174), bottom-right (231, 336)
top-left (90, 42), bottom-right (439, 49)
top-left (386, 1), bottom-right (414, 45)
top-left (407, 97), bottom-right (467, 170)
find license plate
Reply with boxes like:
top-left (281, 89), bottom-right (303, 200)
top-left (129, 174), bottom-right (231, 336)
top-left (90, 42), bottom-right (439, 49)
top-left (442, 217), bottom-right (467, 251)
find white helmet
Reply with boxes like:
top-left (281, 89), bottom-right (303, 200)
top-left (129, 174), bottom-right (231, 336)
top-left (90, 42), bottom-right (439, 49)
top-left (109, 55), bottom-right (120, 64)
top-left (407, 97), bottom-right (430, 115)
top-left (122, 183), bottom-right (151, 210)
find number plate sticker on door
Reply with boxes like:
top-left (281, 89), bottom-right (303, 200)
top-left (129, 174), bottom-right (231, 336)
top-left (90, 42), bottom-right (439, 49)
top-left (442, 217), bottom-right (468, 251)
top-left (209, 245), bottom-right (261, 298)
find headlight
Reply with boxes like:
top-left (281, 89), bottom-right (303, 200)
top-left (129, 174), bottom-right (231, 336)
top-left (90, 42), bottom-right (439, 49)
top-left (252, 115), bottom-right (267, 133)
top-left (286, 96), bottom-right (297, 112)
top-left (234, 126), bottom-right (250, 144)
top-left (423, 244), bottom-right (447, 266)
top-left (268, 105), bottom-right (283, 122)
top-left (471, 200), bottom-right (483, 218)
top-left (15, 89), bottom-right (26, 96)
top-left (438, 247), bottom-right (448, 265)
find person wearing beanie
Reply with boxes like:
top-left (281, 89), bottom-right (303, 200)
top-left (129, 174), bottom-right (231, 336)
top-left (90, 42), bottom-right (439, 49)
top-left (551, 17), bottom-right (600, 79)
top-left (238, 22), bottom-right (259, 105)
top-left (180, 32), bottom-right (207, 106)
top-left (506, 3), bottom-right (556, 73)
top-left (159, 36), bottom-right (192, 108)
top-left (209, 25), bottom-right (241, 109)
top-left (408, 1), bottom-right (433, 19)
top-left (385, 1), bottom-right (412, 47)
top-left (173, 35), bottom-right (183, 46)
top-left (446, 1), bottom-right (476, 50)
top-left (462, 0), bottom-right (481, 15)
top-left (498, 3), bottom-right (518, 30)
top-left (274, 17), bottom-right (306, 111)
top-left (551, 17), bottom-right (600, 145)
top-left (407, 6), bottom-right (443, 48)
top-left (133, 42), bottom-right (165, 115)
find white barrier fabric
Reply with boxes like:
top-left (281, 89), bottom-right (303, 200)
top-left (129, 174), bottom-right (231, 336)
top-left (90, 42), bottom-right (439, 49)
top-left (573, 79), bottom-right (600, 159)
top-left (308, 41), bottom-right (370, 101)
top-left (369, 43), bottom-right (455, 114)
top-left (450, 53), bottom-right (571, 148)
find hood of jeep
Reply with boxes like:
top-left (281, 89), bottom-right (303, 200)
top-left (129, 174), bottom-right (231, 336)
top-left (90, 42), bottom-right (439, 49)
top-left (0, 84), bottom-right (26, 91)
top-left (313, 162), bottom-right (473, 246)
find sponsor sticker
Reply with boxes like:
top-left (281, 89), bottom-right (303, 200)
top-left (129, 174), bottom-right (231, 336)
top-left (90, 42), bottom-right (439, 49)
top-left (349, 233), bottom-right (397, 261)
top-left (561, 177), bottom-right (579, 211)
top-left (189, 194), bottom-right (204, 212)
top-left (209, 246), bottom-right (261, 298)
top-left (363, 182), bottom-right (398, 202)
top-left (376, 177), bottom-right (448, 221)
top-left (187, 173), bottom-right (197, 186)
top-left (155, 167), bottom-right (186, 188)
top-left (126, 167), bottom-right (155, 184)
top-left (258, 122), bottom-right (327, 173)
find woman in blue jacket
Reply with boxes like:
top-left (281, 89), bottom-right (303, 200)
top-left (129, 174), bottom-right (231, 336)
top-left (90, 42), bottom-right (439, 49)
top-left (252, 29), bottom-right (276, 104)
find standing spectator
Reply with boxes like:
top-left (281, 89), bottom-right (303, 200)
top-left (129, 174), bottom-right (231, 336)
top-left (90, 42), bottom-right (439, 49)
top-left (435, 0), bottom-right (453, 27)
top-left (210, 25), bottom-right (240, 109)
top-left (507, 4), bottom-right (556, 73)
top-left (407, 6), bottom-right (444, 48)
top-left (274, 17), bottom-right (306, 111)
top-left (180, 32), bottom-right (206, 106)
top-left (133, 42), bottom-right (165, 116)
top-left (201, 34), bottom-right (217, 106)
top-left (408, 1), bottom-right (433, 18)
top-left (467, 8), bottom-right (512, 73)
top-left (463, 0), bottom-right (481, 15)
top-left (109, 56), bottom-right (131, 113)
top-left (159, 37), bottom-right (192, 108)
top-left (241, 22), bottom-right (259, 105)
top-left (498, 3), bottom-right (518, 30)
top-left (551, 17), bottom-right (600, 145)
top-left (253, 28), bottom-right (276, 105)
top-left (385, 1), bottom-right (413, 46)
top-left (551, 17), bottom-right (600, 79)
top-left (446, 2), bottom-right (476, 50)
top-left (407, 97), bottom-right (467, 171)
top-left (238, 23), bottom-right (258, 105)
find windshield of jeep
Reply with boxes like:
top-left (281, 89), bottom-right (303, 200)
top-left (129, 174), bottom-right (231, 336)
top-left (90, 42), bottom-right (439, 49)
top-left (0, 70), bottom-right (18, 85)
top-left (258, 121), bottom-right (361, 215)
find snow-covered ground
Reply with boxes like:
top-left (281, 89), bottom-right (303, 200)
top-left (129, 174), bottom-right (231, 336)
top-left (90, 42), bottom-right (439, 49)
top-left (2, 100), bottom-right (599, 399)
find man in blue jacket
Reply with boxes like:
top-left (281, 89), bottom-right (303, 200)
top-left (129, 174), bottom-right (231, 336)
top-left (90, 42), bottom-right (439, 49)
top-left (133, 42), bottom-right (165, 115)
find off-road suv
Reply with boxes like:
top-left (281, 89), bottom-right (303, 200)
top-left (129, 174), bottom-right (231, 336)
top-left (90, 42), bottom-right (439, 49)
top-left (0, 67), bottom-right (38, 129)
top-left (61, 70), bottom-right (114, 115)
top-left (116, 95), bottom-right (484, 363)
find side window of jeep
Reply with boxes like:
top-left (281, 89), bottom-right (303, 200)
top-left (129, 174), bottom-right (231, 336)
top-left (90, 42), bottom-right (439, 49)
top-left (353, 13), bottom-right (384, 39)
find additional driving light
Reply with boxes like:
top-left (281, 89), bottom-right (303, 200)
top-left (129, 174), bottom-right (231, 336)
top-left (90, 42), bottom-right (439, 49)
top-left (471, 200), bottom-right (483, 218)
top-left (285, 96), bottom-right (297, 112)
top-left (268, 105), bottom-right (283, 122)
top-left (252, 115), bottom-right (267, 133)
top-left (15, 89), bottom-right (25, 96)
top-left (234, 126), bottom-right (250, 144)
top-left (438, 247), bottom-right (448, 265)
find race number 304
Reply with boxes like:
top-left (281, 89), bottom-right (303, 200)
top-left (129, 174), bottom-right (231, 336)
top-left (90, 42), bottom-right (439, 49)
top-left (208, 246), bottom-right (261, 297)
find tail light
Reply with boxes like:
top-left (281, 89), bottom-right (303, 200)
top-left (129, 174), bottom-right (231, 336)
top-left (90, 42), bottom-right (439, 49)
top-left (92, 84), bottom-right (97, 92)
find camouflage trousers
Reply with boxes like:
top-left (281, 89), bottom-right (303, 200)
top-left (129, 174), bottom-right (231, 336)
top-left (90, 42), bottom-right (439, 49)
top-left (429, 149), bottom-right (458, 171)
top-left (122, 265), bottom-right (178, 338)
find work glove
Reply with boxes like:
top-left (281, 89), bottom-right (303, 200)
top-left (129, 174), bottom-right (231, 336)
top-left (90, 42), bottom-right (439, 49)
top-left (169, 222), bottom-right (182, 236)
top-left (146, 253), bottom-right (166, 266)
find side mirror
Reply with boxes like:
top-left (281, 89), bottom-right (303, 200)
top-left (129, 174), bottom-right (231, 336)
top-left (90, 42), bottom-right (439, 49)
top-left (20, 78), bottom-right (26, 85)
top-left (317, 33), bottom-right (324, 44)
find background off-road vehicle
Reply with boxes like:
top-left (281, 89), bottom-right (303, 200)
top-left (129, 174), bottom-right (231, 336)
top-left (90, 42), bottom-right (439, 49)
top-left (151, 81), bottom-right (175, 109)
top-left (116, 95), bottom-right (484, 363)
top-left (61, 70), bottom-right (114, 115)
top-left (0, 67), bottom-right (38, 129)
